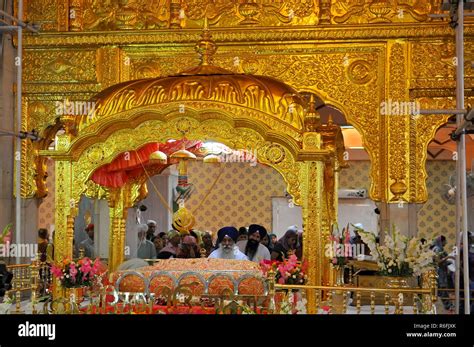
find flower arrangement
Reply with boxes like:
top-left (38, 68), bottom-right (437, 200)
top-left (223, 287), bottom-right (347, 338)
top-left (51, 257), bottom-right (103, 288)
top-left (329, 223), bottom-right (352, 267)
top-left (353, 224), bottom-right (435, 277)
top-left (260, 254), bottom-right (308, 285)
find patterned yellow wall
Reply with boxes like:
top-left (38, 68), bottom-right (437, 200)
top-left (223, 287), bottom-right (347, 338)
top-left (417, 161), bottom-right (456, 249)
top-left (185, 161), bottom-right (288, 234)
top-left (339, 160), bottom-right (458, 249)
top-left (339, 161), bottom-right (371, 190)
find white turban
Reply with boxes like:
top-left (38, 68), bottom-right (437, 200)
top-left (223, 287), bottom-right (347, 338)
top-left (147, 220), bottom-right (157, 226)
top-left (137, 224), bottom-right (148, 233)
top-left (287, 225), bottom-right (299, 232)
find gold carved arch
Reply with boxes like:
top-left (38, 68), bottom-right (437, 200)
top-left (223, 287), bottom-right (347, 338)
top-left (71, 115), bottom-right (302, 206)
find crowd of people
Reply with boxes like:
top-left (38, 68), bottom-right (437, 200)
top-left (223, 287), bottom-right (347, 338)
top-left (137, 220), bottom-right (303, 263)
top-left (35, 218), bottom-right (474, 314)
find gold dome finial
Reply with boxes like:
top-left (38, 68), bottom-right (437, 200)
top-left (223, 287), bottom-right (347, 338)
top-left (195, 16), bottom-right (216, 66)
top-left (304, 94), bottom-right (321, 132)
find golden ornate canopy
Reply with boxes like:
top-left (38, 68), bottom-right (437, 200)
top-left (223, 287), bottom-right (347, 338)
top-left (38, 20), bottom-right (347, 313)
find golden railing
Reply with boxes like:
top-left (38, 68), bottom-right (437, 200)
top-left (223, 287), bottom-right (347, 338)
top-left (2, 260), bottom-right (441, 315)
top-left (4, 255), bottom-right (51, 314)
top-left (270, 270), bottom-right (438, 314)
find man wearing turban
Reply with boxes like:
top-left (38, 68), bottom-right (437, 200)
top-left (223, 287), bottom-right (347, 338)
top-left (237, 224), bottom-right (271, 262)
top-left (208, 227), bottom-right (248, 260)
top-left (157, 230), bottom-right (181, 259)
top-left (146, 220), bottom-right (157, 241)
top-left (136, 224), bottom-right (157, 259)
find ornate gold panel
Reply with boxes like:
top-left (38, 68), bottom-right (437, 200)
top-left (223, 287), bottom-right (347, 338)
top-left (330, 0), bottom-right (439, 24)
top-left (23, 50), bottom-right (97, 83)
top-left (22, 0), bottom-right (474, 208)
top-left (410, 40), bottom-right (474, 91)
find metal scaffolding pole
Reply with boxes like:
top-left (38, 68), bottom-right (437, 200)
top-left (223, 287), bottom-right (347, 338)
top-left (14, 0), bottom-right (23, 264)
top-left (454, 1), bottom-right (470, 315)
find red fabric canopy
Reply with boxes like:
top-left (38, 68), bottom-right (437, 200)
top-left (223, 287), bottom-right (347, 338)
top-left (90, 140), bottom-right (201, 188)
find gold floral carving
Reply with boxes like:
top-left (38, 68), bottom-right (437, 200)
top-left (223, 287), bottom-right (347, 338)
top-left (410, 40), bottom-right (473, 92)
top-left (330, 0), bottom-right (438, 24)
top-left (347, 60), bottom-right (374, 84)
top-left (181, 0), bottom-right (320, 27)
top-left (70, 116), bottom-right (303, 206)
top-left (388, 42), bottom-right (408, 201)
top-left (81, 0), bottom-right (169, 31)
top-left (24, 50), bottom-right (97, 83)
top-left (264, 144), bottom-right (286, 164)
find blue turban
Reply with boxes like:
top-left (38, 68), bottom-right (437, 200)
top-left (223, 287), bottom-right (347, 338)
top-left (217, 226), bottom-right (239, 243)
top-left (248, 224), bottom-right (267, 238)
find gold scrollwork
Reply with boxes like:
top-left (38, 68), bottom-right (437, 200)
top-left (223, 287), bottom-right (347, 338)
top-left (347, 60), bottom-right (374, 85)
top-left (264, 144), bottom-right (286, 164)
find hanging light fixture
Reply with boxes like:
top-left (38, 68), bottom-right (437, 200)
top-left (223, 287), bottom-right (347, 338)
top-left (149, 145), bottom-right (168, 165)
top-left (203, 153), bottom-right (221, 163)
top-left (170, 146), bottom-right (197, 160)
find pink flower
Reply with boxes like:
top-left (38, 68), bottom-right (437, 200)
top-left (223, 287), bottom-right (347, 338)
top-left (91, 259), bottom-right (101, 275)
top-left (288, 254), bottom-right (298, 263)
top-left (332, 258), bottom-right (337, 265)
top-left (278, 265), bottom-right (287, 279)
top-left (344, 231), bottom-right (351, 244)
top-left (69, 263), bottom-right (77, 282)
top-left (80, 261), bottom-right (92, 276)
top-left (278, 277), bottom-right (285, 284)
top-left (51, 265), bottom-right (63, 278)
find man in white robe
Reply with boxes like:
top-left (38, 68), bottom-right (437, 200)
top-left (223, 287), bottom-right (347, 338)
top-left (237, 224), bottom-right (270, 263)
top-left (209, 226), bottom-right (248, 260)
top-left (136, 224), bottom-right (157, 259)
top-left (146, 220), bottom-right (157, 241)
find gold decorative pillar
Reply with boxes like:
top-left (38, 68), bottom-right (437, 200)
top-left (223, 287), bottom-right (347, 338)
top-left (52, 135), bottom-right (76, 299)
top-left (107, 186), bottom-right (129, 272)
top-left (387, 41), bottom-right (410, 203)
top-left (300, 160), bottom-right (325, 313)
top-left (318, 114), bottom-right (347, 286)
top-left (300, 101), bottom-right (327, 312)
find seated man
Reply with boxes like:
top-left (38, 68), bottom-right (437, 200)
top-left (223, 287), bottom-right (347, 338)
top-left (237, 224), bottom-right (270, 262)
top-left (157, 231), bottom-right (181, 259)
top-left (176, 236), bottom-right (200, 259)
top-left (209, 227), bottom-right (248, 260)
top-left (137, 224), bottom-right (157, 259)
top-left (79, 224), bottom-right (95, 258)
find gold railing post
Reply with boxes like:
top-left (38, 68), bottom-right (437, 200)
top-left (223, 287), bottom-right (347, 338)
top-left (356, 291), bottom-right (361, 314)
top-left (30, 256), bottom-right (39, 314)
top-left (266, 269), bottom-right (276, 313)
top-left (370, 291), bottom-right (375, 314)
top-left (422, 269), bottom-right (437, 312)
